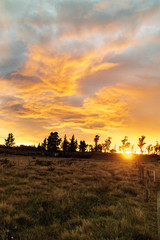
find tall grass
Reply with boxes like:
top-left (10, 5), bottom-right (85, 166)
top-left (0, 154), bottom-right (158, 239)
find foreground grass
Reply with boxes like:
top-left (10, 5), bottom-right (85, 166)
top-left (0, 153), bottom-right (158, 240)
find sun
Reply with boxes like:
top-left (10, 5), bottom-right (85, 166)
top-left (122, 151), bottom-right (133, 160)
top-left (125, 151), bottom-right (132, 154)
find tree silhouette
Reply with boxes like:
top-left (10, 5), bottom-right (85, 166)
top-left (154, 141), bottom-right (160, 155)
top-left (47, 132), bottom-right (61, 152)
top-left (37, 143), bottom-right (41, 149)
top-left (42, 138), bottom-right (47, 150)
top-left (97, 144), bottom-right (102, 152)
top-left (89, 144), bottom-right (93, 152)
top-left (69, 135), bottom-right (77, 152)
top-left (110, 148), bottom-right (117, 153)
top-left (79, 140), bottom-right (88, 152)
top-left (146, 144), bottom-right (153, 155)
top-left (62, 134), bottom-right (69, 152)
top-left (131, 145), bottom-right (134, 153)
top-left (103, 137), bottom-right (112, 152)
top-left (5, 133), bottom-right (15, 147)
top-left (138, 135), bottom-right (146, 154)
top-left (119, 146), bottom-right (122, 153)
top-left (94, 135), bottom-right (100, 152)
top-left (121, 136), bottom-right (130, 153)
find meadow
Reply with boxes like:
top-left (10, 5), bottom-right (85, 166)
top-left (0, 153), bottom-right (159, 240)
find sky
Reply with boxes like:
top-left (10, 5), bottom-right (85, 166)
top-left (0, 0), bottom-right (160, 149)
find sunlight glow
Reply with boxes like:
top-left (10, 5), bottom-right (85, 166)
top-left (125, 151), bottom-right (132, 154)
top-left (15, 142), bottom-right (35, 146)
top-left (136, 151), bottom-right (141, 155)
top-left (122, 152), bottom-right (133, 160)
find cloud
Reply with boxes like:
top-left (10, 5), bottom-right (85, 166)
top-left (0, 0), bottom-right (160, 145)
top-left (1, 42), bottom-right (118, 98)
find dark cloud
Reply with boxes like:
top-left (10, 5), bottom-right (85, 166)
top-left (0, 41), bottom-right (27, 77)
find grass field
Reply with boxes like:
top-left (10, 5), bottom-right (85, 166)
top-left (0, 153), bottom-right (159, 240)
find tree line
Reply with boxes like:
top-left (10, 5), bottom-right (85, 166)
top-left (38, 133), bottom-right (112, 153)
top-left (2, 132), bottom-right (160, 155)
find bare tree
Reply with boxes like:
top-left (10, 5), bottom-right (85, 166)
top-left (103, 137), bottom-right (112, 152)
top-left (89, 144), bottom-right (93, 152)
top-left (5, 133), bottom-right (15, 147)
top-left (94, 135), bottom-right (100, 152)
top-left (131, 145), bottom-right (134, 153)
top-left (138, 135), bottom-right (146, 154)
top-left (97, 144), bottom-right (102, 152)
top-left (154, 141), bottom-right (160, 155)
top-left (119, 145), bottom-right (122, 153)
top-left (79, 140), bottom-right (88, 152)
top-left (146, 144), bottom-right (153, 155)
top-left (121, 136), bottom-right (130, 153)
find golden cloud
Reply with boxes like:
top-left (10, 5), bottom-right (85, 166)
top-left (1, 80), bottom-right (160, 145)
top-left (8, 43), bottom-right (118, 98)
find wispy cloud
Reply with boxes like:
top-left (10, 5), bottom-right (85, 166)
top-left (0, 0), bottom-right (160, 144)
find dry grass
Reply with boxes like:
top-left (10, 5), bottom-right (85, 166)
top-left (0, 153), bottom-right (159, 239)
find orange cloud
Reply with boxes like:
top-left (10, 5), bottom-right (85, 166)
top-left (1, 0), bottom-right (160, 146)
top-left (9, 43), bottom-right (118, 98)
top-left (1, 81), bottom-right (160, 146)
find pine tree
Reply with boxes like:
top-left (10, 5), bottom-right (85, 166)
top-left (69, 135), bottom-right (77, 152)
top-left (42, 138), bottom-right (47, 150)
top-left (62, 134), bottom-right (69, 152)
top-left (47, 132), bottom-right (61, 152)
